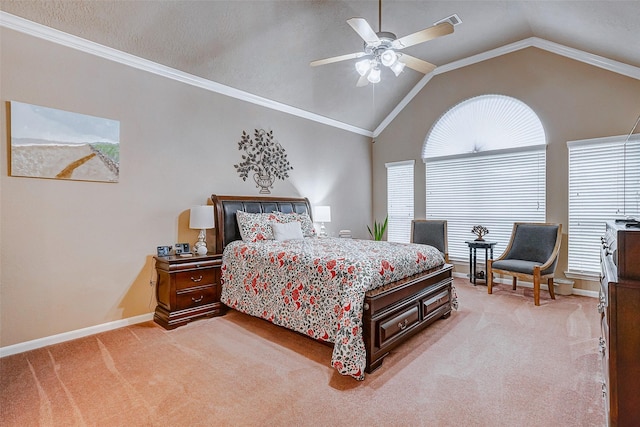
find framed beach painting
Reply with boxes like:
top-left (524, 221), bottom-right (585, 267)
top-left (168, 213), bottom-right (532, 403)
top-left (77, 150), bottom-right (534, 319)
top-left (9, 101), bottom-right (120, 183)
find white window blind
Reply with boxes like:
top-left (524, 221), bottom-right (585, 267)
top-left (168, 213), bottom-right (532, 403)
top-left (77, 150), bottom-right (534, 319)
top-left (426, 147), bottom-right (546, 261)
top-left (567, 135), bottom-right (640, 275)
top-left (386, 160), bottom-right (414, 243)
top-left (423, 94), bottom-right (547, 262)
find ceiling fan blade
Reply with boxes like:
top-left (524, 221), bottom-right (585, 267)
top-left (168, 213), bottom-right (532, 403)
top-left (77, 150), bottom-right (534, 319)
top-left (356, 74), bottom-right (369, 87)
top-left (310, 52), bottom-right (366, 67)
top-left (398, 53), bottom-right (437, 74)
top-left (392, 22), bottom-right (454, 50)
top-left (347, 18), bottom-right (380, 45)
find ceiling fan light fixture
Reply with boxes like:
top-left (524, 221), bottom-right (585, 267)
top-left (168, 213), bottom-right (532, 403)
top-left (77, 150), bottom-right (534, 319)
top-left (367, 67), bottom-right (381, 84)
top-left (390, 60), bottom-right (405, 76)
top-left (380, 49), bottom-right (397, 67)
top-left (355, 59), bottom-right (372, 76)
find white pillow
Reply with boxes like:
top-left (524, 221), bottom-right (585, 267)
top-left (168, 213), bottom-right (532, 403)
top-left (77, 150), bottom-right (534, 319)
top-left (272, 221), bottom-right (304, 241)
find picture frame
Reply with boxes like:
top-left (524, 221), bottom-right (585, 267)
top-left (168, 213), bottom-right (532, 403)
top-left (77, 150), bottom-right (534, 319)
top-left (156, 246), bottom-right (171, 257)
top-left (9, 101), bottom-right (120, 182)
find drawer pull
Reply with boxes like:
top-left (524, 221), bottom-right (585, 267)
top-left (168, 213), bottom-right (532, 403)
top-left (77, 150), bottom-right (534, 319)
top-left (192, 295), bottom-right (204, 303)
top-left (398, 319), bottom-right (409, 330)
top-left (190, 275), bottom-right (203, 283)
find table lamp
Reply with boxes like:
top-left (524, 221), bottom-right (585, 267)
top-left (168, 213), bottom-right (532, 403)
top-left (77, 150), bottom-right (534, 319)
top-left (189, 205), bottom-right (215, 255)
top-left (314, 205), bottom-right (331, 237)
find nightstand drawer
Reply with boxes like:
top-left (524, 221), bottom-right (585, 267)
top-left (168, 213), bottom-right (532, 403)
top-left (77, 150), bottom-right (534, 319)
top-left (175, 269), bottom-right (217, 290)
top-left (176, 285), bottom-right (218, 310)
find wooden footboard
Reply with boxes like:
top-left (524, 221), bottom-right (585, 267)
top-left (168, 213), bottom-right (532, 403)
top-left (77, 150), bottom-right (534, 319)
top-left (363, 264), bottom-right (454, 373)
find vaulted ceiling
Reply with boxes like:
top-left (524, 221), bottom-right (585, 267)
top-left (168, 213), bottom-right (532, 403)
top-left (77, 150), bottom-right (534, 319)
top-left (2, 1), bottom-right (639, 135)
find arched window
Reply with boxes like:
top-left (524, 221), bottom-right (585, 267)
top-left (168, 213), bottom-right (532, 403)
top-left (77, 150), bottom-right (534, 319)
top-left (423, 94), bottom-right (547, 262)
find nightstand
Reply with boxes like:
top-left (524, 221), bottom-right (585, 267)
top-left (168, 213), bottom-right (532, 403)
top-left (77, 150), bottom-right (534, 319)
top-left (153, 254), bottom-right (226, 329)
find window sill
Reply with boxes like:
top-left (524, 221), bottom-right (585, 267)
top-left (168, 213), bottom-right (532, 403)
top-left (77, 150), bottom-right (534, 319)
top-left (564, 270), bottom-right (600, 282)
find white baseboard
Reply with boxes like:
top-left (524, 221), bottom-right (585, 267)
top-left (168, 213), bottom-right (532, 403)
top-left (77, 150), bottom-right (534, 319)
top-left (1, 272), bottom-right (599, 358)
top-left (452, 272), bottom-right (598, 298)
top-left (0, 312), bottom-right (154, 358)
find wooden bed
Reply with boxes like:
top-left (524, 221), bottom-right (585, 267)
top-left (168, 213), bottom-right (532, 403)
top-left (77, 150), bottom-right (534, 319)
top-left (211, 194), bottom-right (454, 374)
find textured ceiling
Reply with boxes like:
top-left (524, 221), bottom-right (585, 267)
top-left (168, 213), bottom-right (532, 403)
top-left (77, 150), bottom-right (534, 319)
top-left (2, 1), bottom-right (640, 132)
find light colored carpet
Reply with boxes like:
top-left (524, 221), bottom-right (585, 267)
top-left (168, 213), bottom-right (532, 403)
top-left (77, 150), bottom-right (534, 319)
top-left (0, 278), bottom-right (605, 426)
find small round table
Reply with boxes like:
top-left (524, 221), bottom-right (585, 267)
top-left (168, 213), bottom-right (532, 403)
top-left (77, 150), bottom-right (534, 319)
top-left (465, 240), bottom-right (497, 285)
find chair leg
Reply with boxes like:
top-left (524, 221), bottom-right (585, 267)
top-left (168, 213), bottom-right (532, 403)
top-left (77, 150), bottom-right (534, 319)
top-left (533, 267), bottom-right (541, 306)
top-left (487, 260), bottom-right (493, 294)
top-left (548, 278), bottom-right (556, 300)
top-left (512, 277), bottom-right (517, 290)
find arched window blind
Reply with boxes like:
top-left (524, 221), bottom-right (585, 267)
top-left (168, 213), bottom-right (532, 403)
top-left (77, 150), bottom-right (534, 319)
top-left (567, 134), bottom-right (640, 276)
top-left (386, 160), bottom-right (414, 243)
top-left (424, 95), bottom-right (547, 261)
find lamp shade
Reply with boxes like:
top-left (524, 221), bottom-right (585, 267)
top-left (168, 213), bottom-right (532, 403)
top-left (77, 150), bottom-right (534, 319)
top-left (189, 205), bottom-right (215, 229)
top-left (367, 67), bottom-right (381, 84)
top-left (314, 206), bottom-right (331, 223)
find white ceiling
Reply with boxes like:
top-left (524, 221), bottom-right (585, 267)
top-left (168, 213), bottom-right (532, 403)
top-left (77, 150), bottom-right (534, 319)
top-left (2, 1), bottom-right (639, 133)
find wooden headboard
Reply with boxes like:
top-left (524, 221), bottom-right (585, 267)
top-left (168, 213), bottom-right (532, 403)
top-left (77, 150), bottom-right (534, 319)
top-left (210, 194), bottom-right (312, 253)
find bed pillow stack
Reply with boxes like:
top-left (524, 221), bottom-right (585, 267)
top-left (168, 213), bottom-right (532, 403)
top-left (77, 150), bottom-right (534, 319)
top-left (236, 210), bottom-right (316, 242)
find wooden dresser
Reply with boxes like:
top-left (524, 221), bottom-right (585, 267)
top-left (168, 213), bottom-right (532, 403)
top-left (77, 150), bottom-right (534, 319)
top-left (154, 254), bottom-right (226, 329)
top-left (599, 220), bottom-right (640, 426)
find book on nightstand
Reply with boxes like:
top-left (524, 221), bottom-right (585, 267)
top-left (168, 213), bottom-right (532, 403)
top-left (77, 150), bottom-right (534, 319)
top-left (339, 230), bottom-right (352, 238)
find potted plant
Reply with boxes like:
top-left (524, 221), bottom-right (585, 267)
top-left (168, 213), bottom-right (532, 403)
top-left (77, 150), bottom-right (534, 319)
top-left (368, 216), bottom-right (388, 241)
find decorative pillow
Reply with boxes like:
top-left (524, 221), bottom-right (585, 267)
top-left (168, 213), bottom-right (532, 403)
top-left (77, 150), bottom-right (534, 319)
top-left (272, 211), bottom-right (317, 237)
top-left (272, 221), bottom-right (304, 241)
top-left (236, 211), bottom-right (279, 242)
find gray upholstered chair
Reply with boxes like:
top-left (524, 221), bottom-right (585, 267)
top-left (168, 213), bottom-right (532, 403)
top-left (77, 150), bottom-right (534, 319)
top-left (488, 222), bottom-right (562, 306)
top-left (411, 219), bottom-right (449, 263)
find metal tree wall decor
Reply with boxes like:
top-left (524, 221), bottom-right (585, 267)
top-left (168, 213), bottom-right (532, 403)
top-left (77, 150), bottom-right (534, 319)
top-left (234, 129), bottom-right (293, 194)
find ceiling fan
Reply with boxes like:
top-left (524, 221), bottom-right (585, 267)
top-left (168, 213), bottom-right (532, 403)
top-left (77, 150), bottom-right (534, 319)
top-left (310, 0), bottom-right (454, 86)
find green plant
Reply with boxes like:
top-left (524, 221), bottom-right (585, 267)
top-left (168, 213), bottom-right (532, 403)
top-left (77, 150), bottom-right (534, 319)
top-left (368, 216), bottom-right (388, 241)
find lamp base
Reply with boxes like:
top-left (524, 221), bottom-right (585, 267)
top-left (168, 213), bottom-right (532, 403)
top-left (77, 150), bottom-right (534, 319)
top-left (194, 244), bottom-right (208, 256)
top-left (194, 229), bottom-right (208, 255)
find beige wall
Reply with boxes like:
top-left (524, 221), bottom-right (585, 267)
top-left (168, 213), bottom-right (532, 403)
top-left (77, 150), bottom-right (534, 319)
top-left (0, 28), bottom-right (372, 347)
top-left (373, 47), bottom-right (640, 291)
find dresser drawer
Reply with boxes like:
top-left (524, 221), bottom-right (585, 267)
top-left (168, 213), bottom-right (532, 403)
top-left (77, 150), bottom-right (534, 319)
top-left (176, 285), bottom-right (218, 310)
top-left (422, 289), bottom-right (450, 319)
top-left (175, 269), bottom-right (217, 290)
top-left (379, 304), bottom-right (420, 345)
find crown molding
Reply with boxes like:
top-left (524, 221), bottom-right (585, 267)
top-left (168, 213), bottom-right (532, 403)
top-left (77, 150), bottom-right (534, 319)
top-left (1, 11), bottom-right (637, 140)
top-left (374, 37), bottom-right (640, 137)
top-left (0, 11), bottom-right (373, 138)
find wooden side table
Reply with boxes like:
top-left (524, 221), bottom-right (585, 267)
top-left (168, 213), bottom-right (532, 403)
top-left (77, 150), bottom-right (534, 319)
top-left (465, 241), bottom-right (497, 285)
top-left (153, 254), bottom-right (226, 329)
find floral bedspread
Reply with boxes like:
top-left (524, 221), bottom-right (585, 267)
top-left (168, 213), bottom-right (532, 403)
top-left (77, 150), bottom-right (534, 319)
top-left (220, 237), bottom-right (445, 380)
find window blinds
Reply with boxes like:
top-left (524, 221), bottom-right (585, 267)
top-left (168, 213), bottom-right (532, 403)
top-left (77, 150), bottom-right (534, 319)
top-left (567, 136), bottom-right (640, 275)
top-left (386, 160), bottom-right (414, 243)
top-left (425, 147), bottom-right (546, 261)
